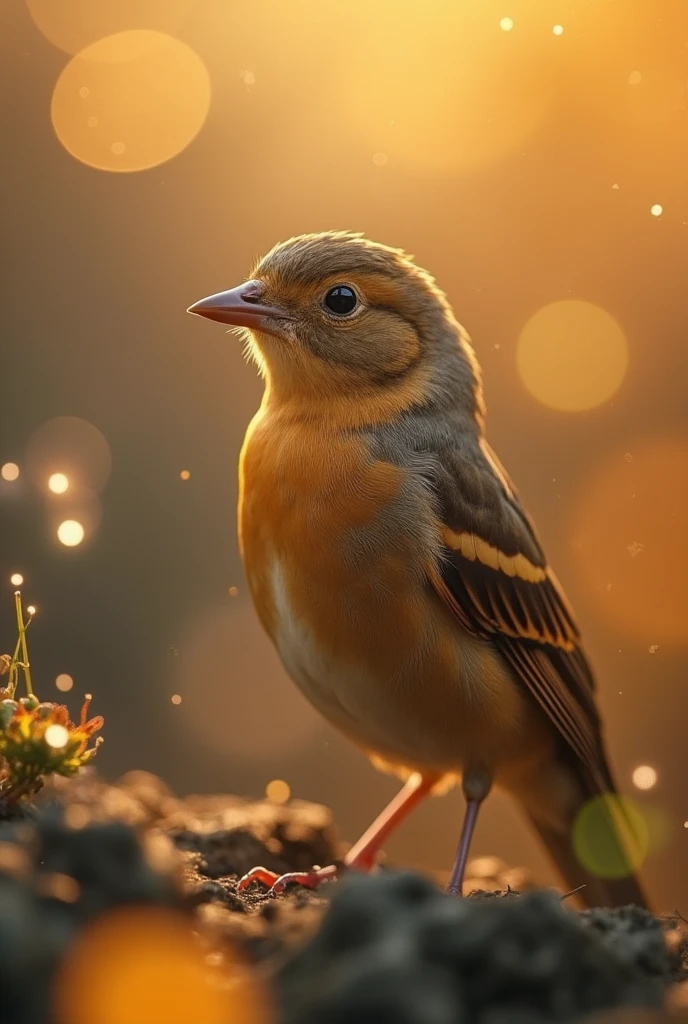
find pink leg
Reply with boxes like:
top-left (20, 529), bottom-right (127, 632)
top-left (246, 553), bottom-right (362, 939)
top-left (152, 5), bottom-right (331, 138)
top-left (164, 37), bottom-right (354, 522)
top-left (237, 772), bottom-right (438, 894)
top-left (344, 772), bottom-right (439, 870)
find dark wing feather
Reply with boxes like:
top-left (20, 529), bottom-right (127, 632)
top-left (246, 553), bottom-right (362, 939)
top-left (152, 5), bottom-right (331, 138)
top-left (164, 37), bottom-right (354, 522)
top-left (428, 440), bottom-right (611, 791)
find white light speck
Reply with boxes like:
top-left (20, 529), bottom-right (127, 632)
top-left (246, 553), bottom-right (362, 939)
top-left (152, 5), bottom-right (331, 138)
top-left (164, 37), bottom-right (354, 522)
top-left (632, 765), bottom-right (657, 791)
top-left (45, 724), bottom-right (70, 749)
top-left (57, 520), bottom-right (85, 547)
top-left (48, 472), bottom-right (69, 494)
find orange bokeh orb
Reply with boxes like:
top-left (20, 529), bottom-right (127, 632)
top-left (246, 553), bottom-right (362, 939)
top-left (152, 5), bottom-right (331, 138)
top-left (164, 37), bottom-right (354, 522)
top-left (51, 31), bottom-right (211, 173)
top-left (53, 906), bottom-right (268, 1024)
top-left (573, 439), bottom-right (688, 644)
top-left (517, 300), bottom-right (628, 412)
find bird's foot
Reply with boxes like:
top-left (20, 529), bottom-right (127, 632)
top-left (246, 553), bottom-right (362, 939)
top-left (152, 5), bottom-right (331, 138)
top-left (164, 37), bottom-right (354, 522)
top-left (237, 862), bottom-right (339, 895)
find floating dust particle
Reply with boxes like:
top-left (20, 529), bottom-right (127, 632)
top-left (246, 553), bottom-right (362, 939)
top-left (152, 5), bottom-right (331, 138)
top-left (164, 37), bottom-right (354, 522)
top-left (265, 779), bottom-right (291, 804)
top-left (627, 541), bottom-right (644, 558)
top-left (632, 765), bottom-right (657, 791)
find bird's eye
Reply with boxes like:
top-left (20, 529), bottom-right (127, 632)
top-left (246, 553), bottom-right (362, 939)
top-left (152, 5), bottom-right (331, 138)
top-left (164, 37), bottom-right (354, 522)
top-left (324, 285), bottom-right (358, 316)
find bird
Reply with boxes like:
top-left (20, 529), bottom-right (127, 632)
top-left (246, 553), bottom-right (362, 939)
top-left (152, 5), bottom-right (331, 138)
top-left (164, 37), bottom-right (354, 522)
top-left (188, 231), bottom-right (649, 910)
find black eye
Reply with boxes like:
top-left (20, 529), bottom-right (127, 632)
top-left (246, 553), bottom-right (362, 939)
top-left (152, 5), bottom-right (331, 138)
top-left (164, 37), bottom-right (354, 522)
top-left (324, 285), bottom-right (358, 316)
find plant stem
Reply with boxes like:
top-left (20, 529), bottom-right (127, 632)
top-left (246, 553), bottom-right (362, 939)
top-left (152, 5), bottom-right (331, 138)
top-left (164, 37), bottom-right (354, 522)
top-left (14, 592), bottom-right (33, 697)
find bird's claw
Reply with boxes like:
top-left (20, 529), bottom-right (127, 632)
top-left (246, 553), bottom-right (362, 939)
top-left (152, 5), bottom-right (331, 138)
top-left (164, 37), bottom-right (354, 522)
top-left (237, 863), bottom-right (338, 894)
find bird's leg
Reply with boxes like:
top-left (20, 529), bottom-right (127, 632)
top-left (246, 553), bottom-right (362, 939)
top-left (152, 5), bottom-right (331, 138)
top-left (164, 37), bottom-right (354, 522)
top-left (447, 765), bottom-right (492, 896)
top-left (344, 771), bottom-right (440, 871)
top-left (237, 772), bottom-right (438, 895)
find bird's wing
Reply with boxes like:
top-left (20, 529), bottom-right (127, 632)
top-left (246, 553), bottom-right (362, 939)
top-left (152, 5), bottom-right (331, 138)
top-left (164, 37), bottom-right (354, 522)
top-left (426, 438), bottom-right (610, 789)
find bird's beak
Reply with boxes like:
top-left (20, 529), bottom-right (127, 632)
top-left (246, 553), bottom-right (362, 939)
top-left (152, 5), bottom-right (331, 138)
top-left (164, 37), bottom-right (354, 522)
top-left (187, 281), bottom-right (292, 335)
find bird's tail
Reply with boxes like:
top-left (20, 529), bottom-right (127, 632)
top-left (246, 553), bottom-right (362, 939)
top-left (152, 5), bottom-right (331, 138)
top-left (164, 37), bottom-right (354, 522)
top-left (521, 761), bottom-right (651, 910)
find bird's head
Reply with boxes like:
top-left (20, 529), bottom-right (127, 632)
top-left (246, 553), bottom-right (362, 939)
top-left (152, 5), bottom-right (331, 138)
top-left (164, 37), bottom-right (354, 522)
top-left (188, 232), bottom-right (482, 423)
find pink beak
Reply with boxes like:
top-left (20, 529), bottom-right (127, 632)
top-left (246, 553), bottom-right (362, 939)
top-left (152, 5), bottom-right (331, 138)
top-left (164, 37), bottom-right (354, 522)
top-left (187, 280), bottom-right (293, 334)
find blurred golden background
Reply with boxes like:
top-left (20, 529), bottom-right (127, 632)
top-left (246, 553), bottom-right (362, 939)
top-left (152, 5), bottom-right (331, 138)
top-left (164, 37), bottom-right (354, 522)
top-left (1, 0), bottom-right (686, 910)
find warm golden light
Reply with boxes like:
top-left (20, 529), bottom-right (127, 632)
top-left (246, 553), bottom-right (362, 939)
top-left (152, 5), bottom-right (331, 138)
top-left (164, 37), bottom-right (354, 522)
top-left (552, 25), bottom-right (564, 36)
top-left (628, 71), bottom-right (642, 85)
top-left (517, 300), bottom-right (628, 411)
top-left (57, 520), bottom-right (85, 547)
top-left (573, 794), bottom-right (648, 879)
top-left (26, 606), bottom-right (36, 616)
top-left (51, 31), bottom-right (212, 173)
top-left (24, 0), bottom-right (194, 57)
top-left (45, 724), bottom-right (70, 749)
top-left (265, 779), bottom-right (291, 804)
top-left (650, 204), bottom-right (663, 217)
top-left (52, 906), bottom-right (267, 1024)
top-left (632, 765), bottom-right (658, 791)
top-left (48, 472), bottom-right (69, 494)
top-left (573, 439), bottom-right (688, 644)
top-left (171, 694), bottom-right (182, 705)
top-left (339, 7), bottom-right (550, 175)
top-left (10, 574), bottom-right (24, 587)
top-left (179, 470), bottom-right (191, 480)
top-left (56, 673), bottom-right (74, 693)
top-left (499, 17), bottom-right (514, 32)
top-left (1, 463), bottom-right (19, 481)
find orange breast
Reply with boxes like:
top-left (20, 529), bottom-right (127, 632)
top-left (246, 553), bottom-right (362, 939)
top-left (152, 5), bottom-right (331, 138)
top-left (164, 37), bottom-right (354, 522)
top-left (238, 407), bottom-right (432, 667)
top-left (236, 405), bottom-right (540, 775)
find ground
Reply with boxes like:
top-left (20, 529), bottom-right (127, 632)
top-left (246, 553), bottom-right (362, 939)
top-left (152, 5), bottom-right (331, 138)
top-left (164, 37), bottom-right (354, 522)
top-left (0, 769), bottom-right (686, 1024)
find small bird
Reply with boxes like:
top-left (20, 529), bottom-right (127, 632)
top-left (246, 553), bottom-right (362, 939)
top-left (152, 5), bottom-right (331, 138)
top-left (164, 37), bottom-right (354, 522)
top-left (188, 232), bottom-right (648, 909)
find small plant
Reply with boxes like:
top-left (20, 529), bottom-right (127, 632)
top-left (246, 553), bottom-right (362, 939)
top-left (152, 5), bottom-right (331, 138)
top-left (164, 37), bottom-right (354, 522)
top-left (0, 590), bottom-right (103, 808)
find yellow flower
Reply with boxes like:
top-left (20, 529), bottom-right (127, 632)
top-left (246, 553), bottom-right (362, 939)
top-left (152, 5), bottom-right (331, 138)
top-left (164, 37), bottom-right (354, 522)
top-left (0, 695), bottom-right (103, 796)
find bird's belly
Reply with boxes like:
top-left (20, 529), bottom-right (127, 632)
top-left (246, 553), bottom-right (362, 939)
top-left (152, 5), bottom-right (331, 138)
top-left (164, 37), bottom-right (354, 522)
top-left (265, 555), bottom-right (532, 776)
